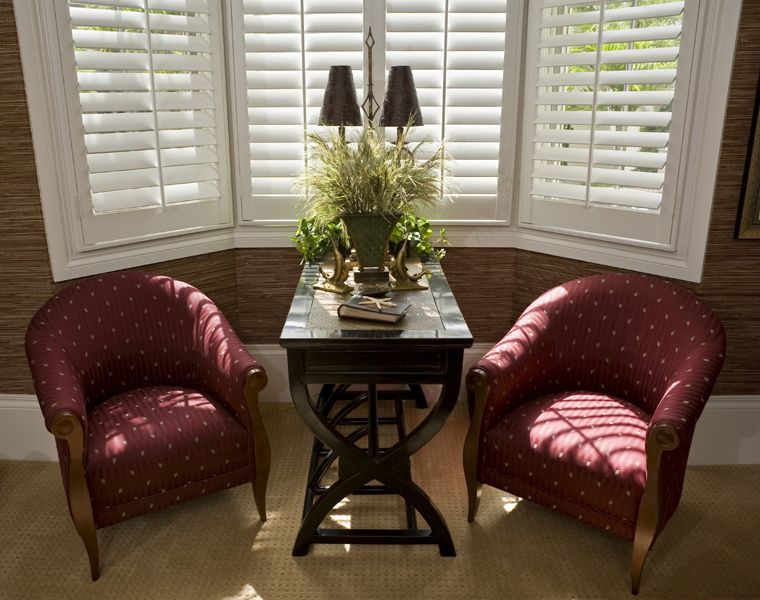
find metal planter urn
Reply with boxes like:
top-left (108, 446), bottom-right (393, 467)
top-left (341, 213), bottom-right (399, 279)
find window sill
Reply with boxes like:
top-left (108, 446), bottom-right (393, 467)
top-left (49, 218), bottom-right (704, 283)
top-left (50, 229), bottom-right (235, 282)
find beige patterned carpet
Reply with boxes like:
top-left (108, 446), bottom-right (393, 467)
top-left (1, 402), bottom-right (759, 600)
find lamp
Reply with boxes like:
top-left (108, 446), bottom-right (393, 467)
top-left (380, 66), bottom-right (423, 142)
top-left (319, 65), bottom-right (362, 141)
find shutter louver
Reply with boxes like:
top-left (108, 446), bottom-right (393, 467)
top-left (386, 0), bottom-right (509, 221)
top-left (528, 0), bottom-right (686, 215)
top-left (67, 0), bottom-right (229, 232)
top-left (243, 0), bottom-right (364, 221)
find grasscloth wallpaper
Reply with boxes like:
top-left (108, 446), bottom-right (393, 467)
top-left (1, 0), bottom-right (758, 395)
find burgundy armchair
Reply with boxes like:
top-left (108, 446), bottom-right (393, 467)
top-left (25, 272), bottom-right (271, 580)
top-left (463, 273), bottom-right (725, 594)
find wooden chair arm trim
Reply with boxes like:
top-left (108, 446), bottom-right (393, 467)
top-left (49, 410), bottom-right (100, 578)
top-left (244, 366), bottom-right (268, 394)
top-left (49, 410), bottom-right (86, 441)
top-left (463, 367), bottom-right (490, 522)
top-left (638, 422), bottom-right (680, 535)
top-left (243, 367), bottom-right (269, 442)
top-left (649, 422), bottom-right (680, 452)
top-left (243, 367), bottom-right (271, 521)
top-left (631, 422), bottom-right (681, 592)
top-left (466, 368), bottom-right (490, 424)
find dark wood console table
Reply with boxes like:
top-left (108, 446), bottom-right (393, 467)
top-left (279, 261), bottom-right (472, 556)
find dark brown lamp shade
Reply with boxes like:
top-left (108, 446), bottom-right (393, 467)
top-left (380, 65), bottom-right (423, 127)
top-left (319, 66), bottom-right (362, 126)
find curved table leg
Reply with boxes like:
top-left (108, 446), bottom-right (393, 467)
top-left (292, 469), bottom-right (370, 556)
top-left (380, 472), bottom-right (455, 556)
top-left (288, 366), bottom-right (461, 556)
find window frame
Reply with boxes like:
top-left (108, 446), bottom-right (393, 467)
top-left (235, 0), bottom-right (741, 283)
top-left (508, 0), bottom-right (739, 281)
top-left (14, 0), bottom-right (236, 282)
top-left (14, 0), bottom-right (741, 283)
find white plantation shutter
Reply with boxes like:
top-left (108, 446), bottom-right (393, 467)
top-left (386, 0), bottom-right (512, 222)
top-left (14, 0), bottom-right (740, 279)
top-left (60, 0), bottom-right (231, 245)
top-left (241, 0), bottom-right (364, 222)
top-left (385, 1), bottom-right (445, 145)
top-left (521, 0), bottom-right (696, 245)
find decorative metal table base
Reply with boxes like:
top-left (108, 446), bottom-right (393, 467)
top-left (292, 383), bottom-right (454, 556)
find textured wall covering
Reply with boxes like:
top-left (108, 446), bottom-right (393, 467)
top-left (440, 247), bottom-right (517, 340)
top-left (234, 248), bottom-right (303, 344)
top-left (1, 1), bottom-right (759, 395)
top-left (0, 0), bottom-right (54, 393)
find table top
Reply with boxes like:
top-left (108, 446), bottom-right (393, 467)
top-left (279, 261), bottom-right (473, 349)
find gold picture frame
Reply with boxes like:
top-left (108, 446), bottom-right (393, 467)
top-left (738, 84), bottom-right (760, 238)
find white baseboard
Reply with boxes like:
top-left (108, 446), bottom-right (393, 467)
top-left (2, 343), bottom-right (758, 465)
top-left (0, 395), bottom-right (58, 461)
top-left (689, 396), bottom-right (760, 465)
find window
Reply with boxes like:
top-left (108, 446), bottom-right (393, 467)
top-left (237, 0), bottom-right (512, 224)
top-left (236, 0), bottom-right (365, 224)
top-left (15, 0), bottom-right (741, 282)
top-left (58, 0), bottom-right (233, 246)
top-left (520, 0), bottom-right (693, 247)
top-left (385, 0), bottom-right (518, 223)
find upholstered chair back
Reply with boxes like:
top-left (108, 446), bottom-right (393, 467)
top-left (26, 271), bottom-right (244, 414)
top-left (499, 273), bottom-right (724, 416)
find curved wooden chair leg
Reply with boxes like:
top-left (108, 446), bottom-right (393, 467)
top-left (252, 469), bottom-right (269, 522)
top-left (631, 513), bottom-right (657, 595)
top-left (245, 368), bottom-right (271, 522)
top-left (466, 479), bottom-right (483, 523)
top-left (74, 512), bottom-right (100, 581)
top-left (68, 467), bottom-right (99, 580)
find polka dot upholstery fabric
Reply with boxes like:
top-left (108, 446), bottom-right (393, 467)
top-left (87, 386), bottom-right (250, 528)
top-left (475, 273), bottom-right (725, 540)
top-left (25, 271), bottom-right (263, 528)
top-left (483, 391), bottom-right (648, 539)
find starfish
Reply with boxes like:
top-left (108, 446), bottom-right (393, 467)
top-left (358, 296), bottom-right (396, 310)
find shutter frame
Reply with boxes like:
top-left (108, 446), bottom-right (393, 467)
top-left (520, 0), bottom-right (698, 246)
top-left (59, 0), bottom-right (232, 246)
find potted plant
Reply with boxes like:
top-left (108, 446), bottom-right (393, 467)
top-left (297, 125), bottom-right (446, 272)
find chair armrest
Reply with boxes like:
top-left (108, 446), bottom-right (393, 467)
top-left (649, 342), bottom-right (726, 445)
top-left (191, 309), bottom-right (265, 427)
top-left (643, 341), bottom-right (725, 532)
top-left (475, 313), bottom-right (555, 433)
top-left (25, 334), bottom-right (88, 438)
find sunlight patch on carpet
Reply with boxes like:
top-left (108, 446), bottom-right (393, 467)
top-left (503, 495), bottom-right (522, 513)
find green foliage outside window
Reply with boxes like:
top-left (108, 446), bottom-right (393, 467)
top-left (560, 0), bottom-right (680, 174)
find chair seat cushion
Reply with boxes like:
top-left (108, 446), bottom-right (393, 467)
top-left (86, 386), bottom-right (249, 518)
top-left (482, 391), bottom-right (650, 537)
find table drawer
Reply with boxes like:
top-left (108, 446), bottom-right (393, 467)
top-left (303, 349), bottom-right (448, 375)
